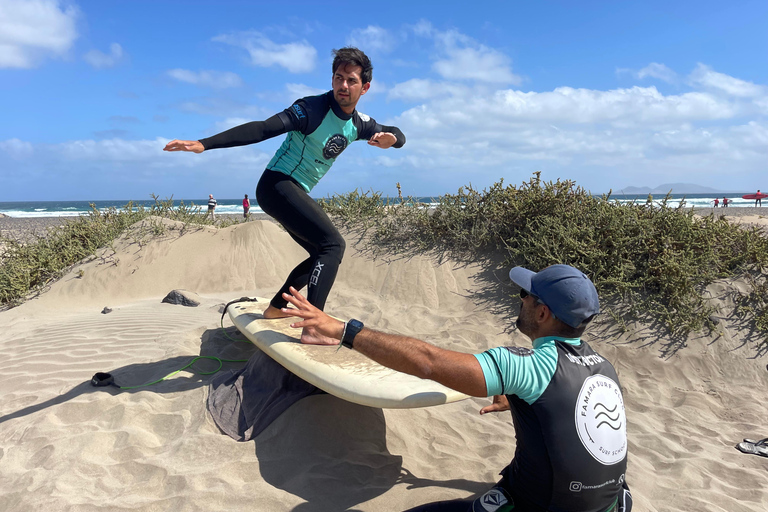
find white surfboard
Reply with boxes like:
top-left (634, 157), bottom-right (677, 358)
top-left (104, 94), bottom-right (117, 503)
top-left (227, 297), bottom-right (470, 409)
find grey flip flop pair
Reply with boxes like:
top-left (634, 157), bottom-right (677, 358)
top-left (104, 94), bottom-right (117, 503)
top-left (736, 438), bottom-right (768, 457)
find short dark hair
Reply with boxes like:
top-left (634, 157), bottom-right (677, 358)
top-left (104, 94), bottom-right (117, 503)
top-left (332, 47), bottom-right (373, 84)
top-left (551, 315), bottom-right (595, 338)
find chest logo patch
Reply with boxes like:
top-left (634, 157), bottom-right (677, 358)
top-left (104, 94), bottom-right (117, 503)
top-left (575, 374), bottom-right (627, 465)
top-left (323, 134), bottom-right (348, 160)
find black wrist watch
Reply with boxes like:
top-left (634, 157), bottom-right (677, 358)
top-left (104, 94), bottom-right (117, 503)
top-left (341, 319), bottom-right (364, 349)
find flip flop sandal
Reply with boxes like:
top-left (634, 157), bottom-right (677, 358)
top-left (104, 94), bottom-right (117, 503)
top-left (736, 438), bottom-right (768, 457)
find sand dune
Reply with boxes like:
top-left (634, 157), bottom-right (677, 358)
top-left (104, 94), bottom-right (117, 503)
top-left (1, 217), bottom-right (767, 511)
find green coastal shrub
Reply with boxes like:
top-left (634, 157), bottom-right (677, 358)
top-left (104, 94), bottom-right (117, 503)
top-left (0, 196), bottom-right (218, 307)
top-left (321, 172), bottom-right (768, 342)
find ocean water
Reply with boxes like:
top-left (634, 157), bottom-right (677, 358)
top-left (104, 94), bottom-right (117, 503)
top-left (0, 193), bottom-right (761, 218)
top-left (0, 199), bottom-right (264, 218)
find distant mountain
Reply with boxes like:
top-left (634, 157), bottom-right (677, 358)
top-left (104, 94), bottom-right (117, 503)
top-left (617, 183), bottom-right (727, 194)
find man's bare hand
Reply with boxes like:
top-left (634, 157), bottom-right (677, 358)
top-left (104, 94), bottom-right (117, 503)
top-left (479, 395), bottom-right (510, 415)
top-left (282, 287), bottom-right (345, 340)
top-left (163, 139), bottom-right (204, 153)
top-left (367, 132), bottom-right (397, 149)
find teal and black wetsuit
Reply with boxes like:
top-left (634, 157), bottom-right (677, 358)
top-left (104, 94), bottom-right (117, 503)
top-left (475, 337), bottom-right (630, 512)
top-left (406, 337), bottom-right (631, 512)
top-left (199, 91), bottom-right (405, 310)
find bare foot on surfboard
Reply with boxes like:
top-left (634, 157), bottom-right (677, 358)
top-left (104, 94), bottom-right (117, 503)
top-left (263, 305), bottom-right (294, 319)
top-left (300, 326), bottom-right (340, 345)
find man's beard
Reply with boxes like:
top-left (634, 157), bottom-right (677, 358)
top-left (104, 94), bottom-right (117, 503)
top-left (516, 303), bottom-right (533, 336)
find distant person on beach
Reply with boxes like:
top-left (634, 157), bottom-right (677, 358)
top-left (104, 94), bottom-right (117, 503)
top-left (713, 198), bottom-right (719, 208)
top-left (243, 194), bottom-right (250, 221)
top-left (282, 264), bottom-right (632, 512)
top-left (164, 47), bottom-right (406, 343)
top-left (207, 194), bottom-right (217, 221)
top-left (756, 190), bottom-right (762, 207)
top-left (722, 197), bottom-right (729, 208)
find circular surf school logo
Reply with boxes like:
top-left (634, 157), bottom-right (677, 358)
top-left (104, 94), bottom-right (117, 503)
top-left (575, 374), bottom-right (627, 465)
top-left (323, 134), bottom-right (348, 160)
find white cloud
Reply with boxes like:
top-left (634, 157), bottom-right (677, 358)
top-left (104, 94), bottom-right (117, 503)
top-left (382, 64), bottom-right (768, 192)
top-left (0, 0), bottom-right (78, 68)
top-left (213, 31), bottom-right (316, 73)
top-left (347, 26), bottom-right (392, 53)
top-left (387, 78), bottom-right (469, 101)
top-left (285, 82), bottom-right (326, 99)
top-left (5, 137), bottom-right (272, 173)
top-left (396, 85), bottom-right (738, 128)
top-left (410, 19), bottom-right (434, 38)
top-left (433, 45), bottom-right (520, 85)
top-left (0, 137), bottom-right (34, 158)
top-left (689, 63), bottom-right (765, 98)
top-left (0, 136), bottom-right (276, 199)
top-left (84, 42), bottom-right (123, 68)
top-left (410, 24), bottom-right (520, 85)
top-left (636, 62), bottom-right (677, 83)
top-left (167, 68), bottom-right (243, 88)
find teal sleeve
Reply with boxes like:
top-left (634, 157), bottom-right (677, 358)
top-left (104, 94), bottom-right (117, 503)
top-left (474, 344), bottom-right (559, 404)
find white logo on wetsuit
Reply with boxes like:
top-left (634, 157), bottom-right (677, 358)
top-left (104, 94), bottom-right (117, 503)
top-left (575, 374), bottom-right (627, 465)
top-left (310, 262), bottom-right (324, 287)
top-left (475, 488), bottom-right (509, 511)
top-left (323, 134), bottom-right (348, 159)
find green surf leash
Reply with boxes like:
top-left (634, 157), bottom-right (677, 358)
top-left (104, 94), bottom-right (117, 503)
top-left (91, 298), bottom-right (260, 390)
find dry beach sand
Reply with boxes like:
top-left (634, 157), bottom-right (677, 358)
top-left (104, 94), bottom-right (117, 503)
top-left (1, 214), bottom-right (767, 511)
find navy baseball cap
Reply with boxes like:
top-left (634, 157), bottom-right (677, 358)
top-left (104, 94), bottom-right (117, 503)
top-left (509, 264), bottom-right (600, 328)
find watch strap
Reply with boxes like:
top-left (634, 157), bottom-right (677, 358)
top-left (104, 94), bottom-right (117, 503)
top-left (341, 319), bottom-right (364, 349)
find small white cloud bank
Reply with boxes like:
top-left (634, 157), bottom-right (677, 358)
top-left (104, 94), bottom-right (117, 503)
top-left (0, 137), bottom-right (34, 158)
top-left (84, 42), bottom-right (124, 68)
top-left (636, 63), bottom-right (678, 83)
top-left (412, 22), bottom-right (521, 85)
top-left (167, 68), bottom-right (243, 88)
top-left (0, 0), bottom-right (78, 68)
top-left (213, 31), bottom-right (316, 73)
top-left (285, 83), bottom-right (326, 99)
top-left (1, 136), bottom-right (275, 199)
top-left (346, 26), bottom-right (392, 53)
top-left (385, 58), bottom-right (768, 192)
top-left (689, 63), bottom-right (766, 98)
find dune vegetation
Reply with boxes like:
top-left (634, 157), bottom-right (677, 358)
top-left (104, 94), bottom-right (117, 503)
top-left (0, 196), bottom-right (230, 307)
top-left (2, 175), bottom-right (767, 348)
top-left (319, 172), bottom-right (768, 345)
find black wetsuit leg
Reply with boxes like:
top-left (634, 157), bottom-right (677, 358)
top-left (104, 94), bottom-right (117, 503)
top-left (402, 500), bottom-right (472, 512)
top-left (256, 170), bottom-right (345, 311)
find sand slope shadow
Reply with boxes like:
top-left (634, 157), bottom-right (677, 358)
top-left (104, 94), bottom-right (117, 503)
top-left (255, 394), bottom-right (402, 511)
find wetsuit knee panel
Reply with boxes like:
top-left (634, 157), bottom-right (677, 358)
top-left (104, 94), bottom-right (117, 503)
top-left (320, 235), bottom-right (345, 261)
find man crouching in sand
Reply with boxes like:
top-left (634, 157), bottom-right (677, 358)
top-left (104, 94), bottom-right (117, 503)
top-left (282, 264), bottom-right (632, 512)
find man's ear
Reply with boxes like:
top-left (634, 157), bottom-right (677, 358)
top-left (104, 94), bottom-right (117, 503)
top-left (536, 304), bottom-right (552, 325)
top-left (361, 82), bottom-right (371, 95)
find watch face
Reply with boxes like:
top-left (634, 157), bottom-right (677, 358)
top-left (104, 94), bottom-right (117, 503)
top-left (343, 319), bottom-right (364, 348)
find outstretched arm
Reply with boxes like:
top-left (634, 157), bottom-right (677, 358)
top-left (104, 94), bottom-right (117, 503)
top-left (163, 114), bottom-right (290, 153)
top-left (198, 114), bottom-right (288, 150)
top-left (281, 287), bottom-right (488, 397)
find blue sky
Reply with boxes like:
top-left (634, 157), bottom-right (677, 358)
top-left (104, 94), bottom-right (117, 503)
top-left (1, 0), bottom-right (767, 201)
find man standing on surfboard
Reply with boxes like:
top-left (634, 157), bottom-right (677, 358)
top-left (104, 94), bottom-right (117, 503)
top-left (164, 47), bottom-right (405, 344)
top-left (282, 264), bottom-right (632, 512)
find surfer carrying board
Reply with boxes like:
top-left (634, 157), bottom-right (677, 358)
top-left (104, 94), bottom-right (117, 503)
top-left (282, 264), bottom-right (632, 512)
top-left (164, 47), bottom-right (405, 344)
